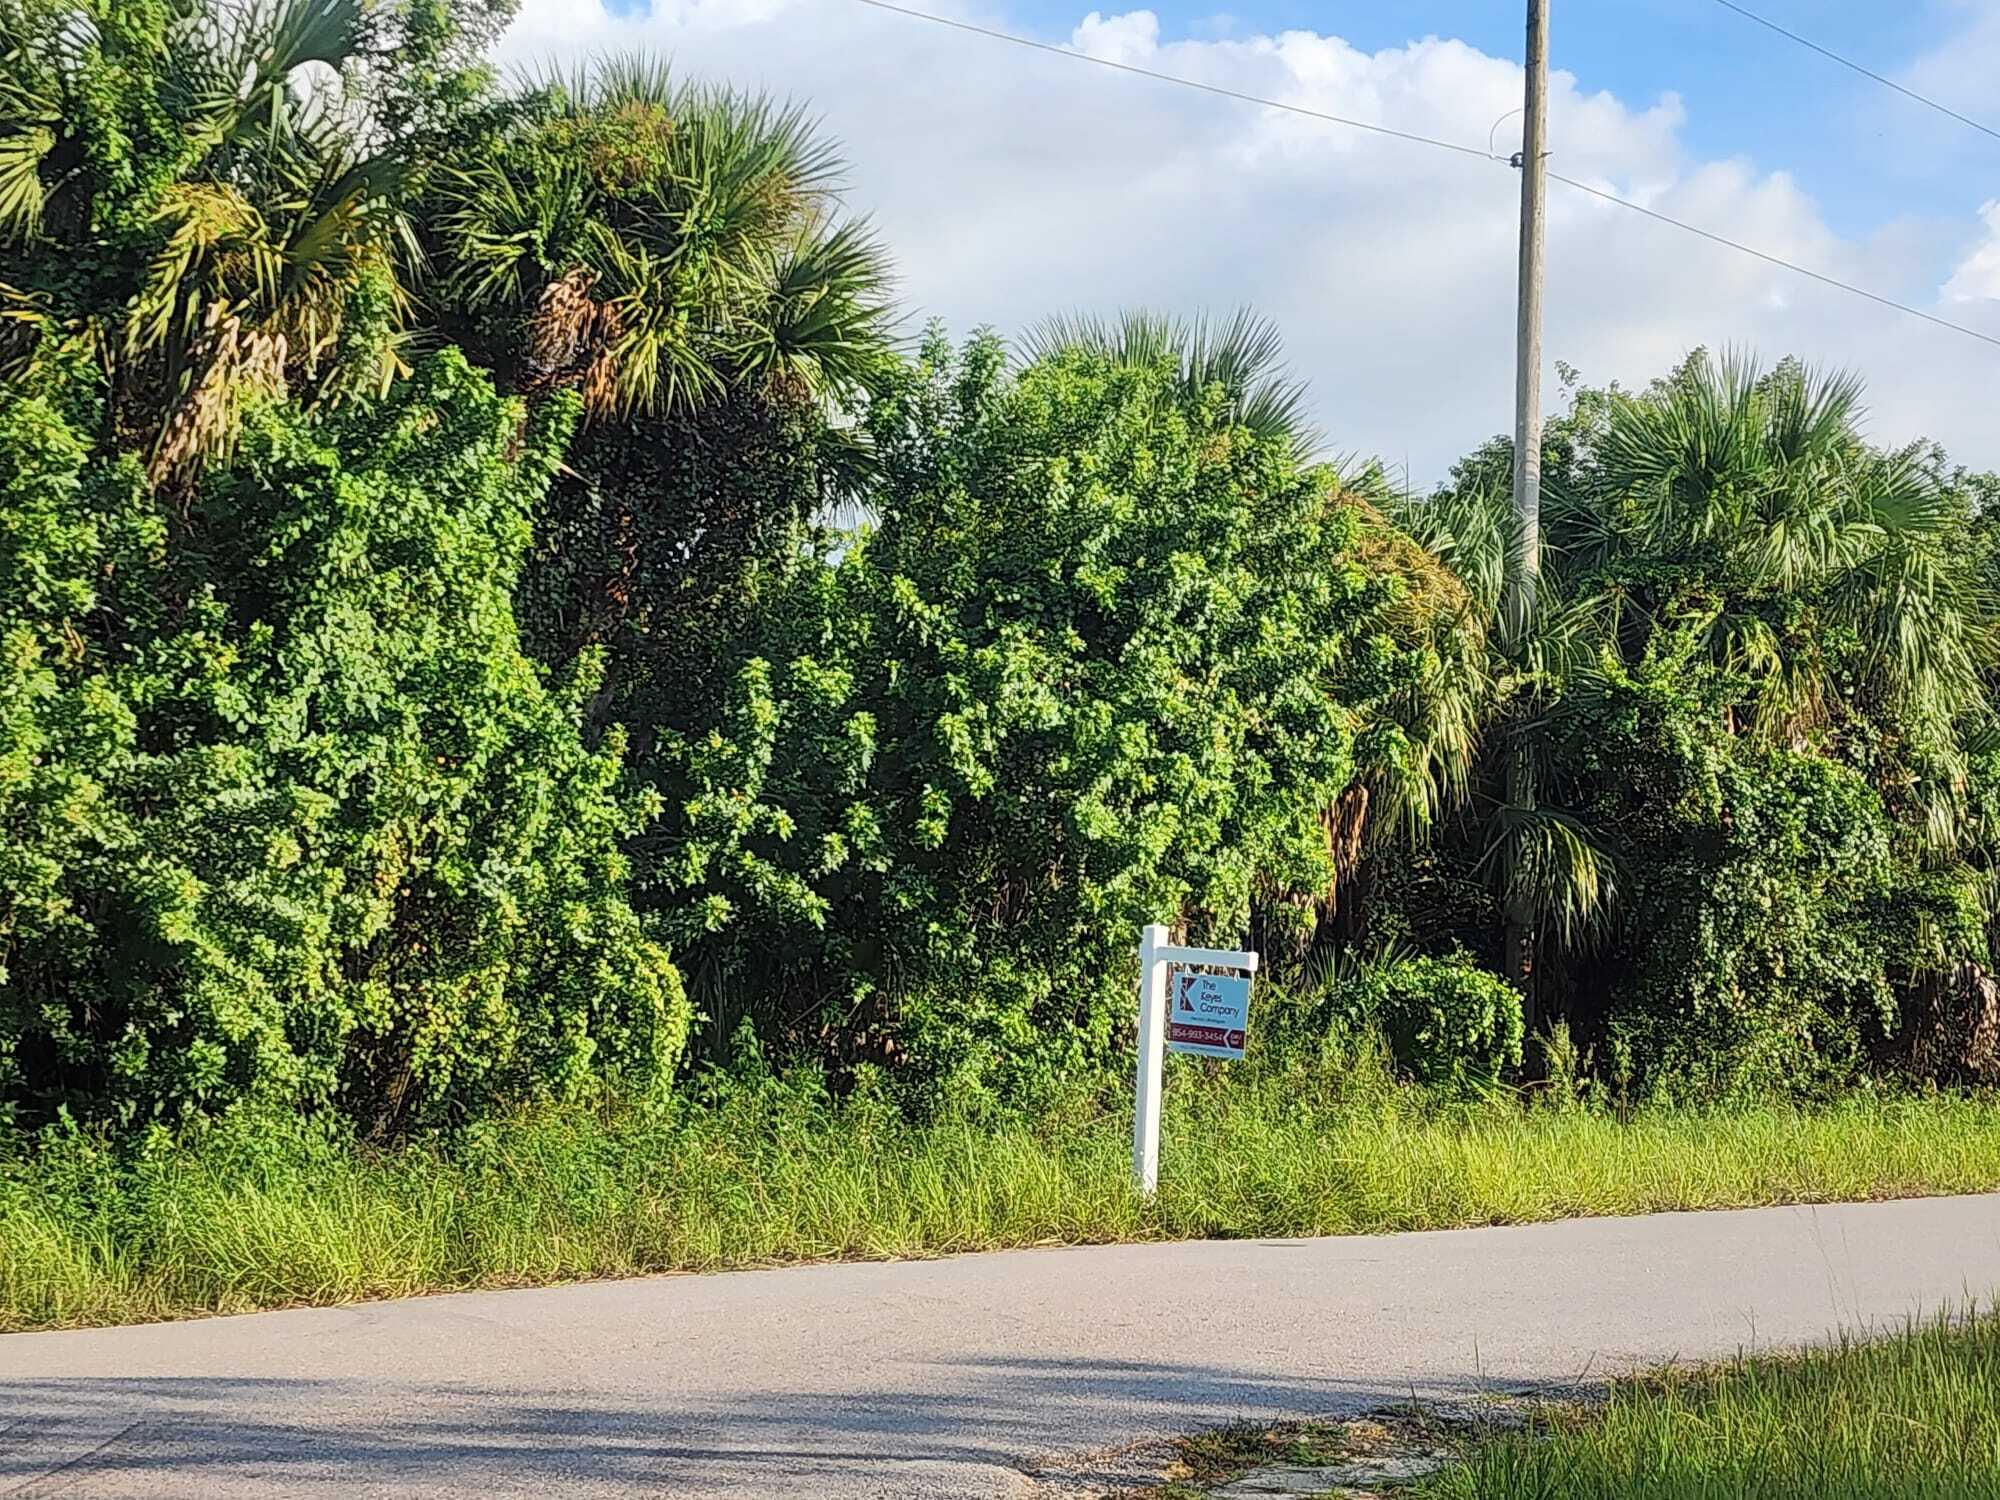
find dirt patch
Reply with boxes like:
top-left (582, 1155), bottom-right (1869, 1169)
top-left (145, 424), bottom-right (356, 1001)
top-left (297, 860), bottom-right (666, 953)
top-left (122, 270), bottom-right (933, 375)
top-left (1020, 1389), bottom-right (1601, 1499)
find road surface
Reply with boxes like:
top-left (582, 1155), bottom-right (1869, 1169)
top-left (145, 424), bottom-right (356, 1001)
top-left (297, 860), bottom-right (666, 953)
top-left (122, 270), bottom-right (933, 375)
top-left (6, 1194), bottom-right (2000, 1499)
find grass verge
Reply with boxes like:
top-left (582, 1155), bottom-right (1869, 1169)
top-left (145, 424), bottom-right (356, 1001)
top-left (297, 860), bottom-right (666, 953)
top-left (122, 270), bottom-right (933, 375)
top-left (1410, 1306), bottom-right (2000, 1499)
top-left (7, 1053), bottom-right (2000, 1333)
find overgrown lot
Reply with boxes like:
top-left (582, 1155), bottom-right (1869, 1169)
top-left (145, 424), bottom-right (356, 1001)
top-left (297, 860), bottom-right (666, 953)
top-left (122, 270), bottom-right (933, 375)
top-left (7, 0), bottom-right (2000, 1338)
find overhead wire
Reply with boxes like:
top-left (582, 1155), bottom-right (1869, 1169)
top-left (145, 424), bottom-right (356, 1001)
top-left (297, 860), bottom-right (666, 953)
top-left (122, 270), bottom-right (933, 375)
top-left (851, 0), bottom-right (1495, 162)
top-left (849, 0), bottom-right (2000, 354)
top-left (1706, 0), bottom-right (2000, 145)
top-left (1547, 170), bottom-right (2000, 350)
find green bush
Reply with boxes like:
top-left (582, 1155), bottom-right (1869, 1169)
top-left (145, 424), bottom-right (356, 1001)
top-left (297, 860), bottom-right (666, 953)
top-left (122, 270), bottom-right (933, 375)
top-left (644, 330), bottom-right (1420, 1107)
top-left (1340, 955), bottom-right (1524, 1090)
top-left (1559, 644), bottom-right (1982, 1101)
top-left (0, 353), bottom-right (689, 1133)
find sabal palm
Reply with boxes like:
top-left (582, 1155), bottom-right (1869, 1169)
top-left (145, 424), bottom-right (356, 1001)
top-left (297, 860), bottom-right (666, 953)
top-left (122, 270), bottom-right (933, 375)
top-left (1389, 351), bottom-right (1998, 976)
top-left (431, 58), bottom-right (894, 421)
top-left (1024, 307), bottom-right (1317, 455)
top-left (0, 0), bottom-right (411, 476)
top-left (1577, 353), bottom-right (1995, 844)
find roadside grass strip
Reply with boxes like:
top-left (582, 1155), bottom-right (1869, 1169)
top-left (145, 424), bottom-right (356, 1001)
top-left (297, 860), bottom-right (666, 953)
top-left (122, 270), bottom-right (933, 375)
top-left (8, 1063), bottom-right (2000, 1332)
top-left (1411, 1306), bottom-right (2000, 1500)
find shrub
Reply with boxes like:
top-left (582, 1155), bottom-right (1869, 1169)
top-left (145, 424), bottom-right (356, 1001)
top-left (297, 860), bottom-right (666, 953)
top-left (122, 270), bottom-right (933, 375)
top-left (1339, 955), bottom-right (1524, 1090)
top-left (1559, 645), bottom-right (1983, 1101)
top-left (0, 353), bottom-right (689, 1133)
top-left (644, 330), bottom-right (1420, 1107)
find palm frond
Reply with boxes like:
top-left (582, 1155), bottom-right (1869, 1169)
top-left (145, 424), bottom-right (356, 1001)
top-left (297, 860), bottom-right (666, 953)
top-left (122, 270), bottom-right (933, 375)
top-left (0, 124), bottom-right (51, 241)
top-left (148, 298), bottom-right (289, 482)
top-left (178, 0), bottom-right (367, 161)
top-left (127, 181), bottom-right (281, 362)
top-left (1344, 494), bottom-right (1495, 841)
top-left (1023, 305), bottom-right (1318, 453)
top-left (1385, 481), bottom-right (1513, 623)
top-left (593, 240), bottom-right (726, 417)
top-left (431, 58), bottom-right (884, 422)
top-left (1759, 356), bottom-right (1865, 463)
top-left (745, 217), bottom-right (895, 403)
top-left (1475, 800), bottom-right (1621, 955)
top-left (0, 0), bottom-right (87, 245)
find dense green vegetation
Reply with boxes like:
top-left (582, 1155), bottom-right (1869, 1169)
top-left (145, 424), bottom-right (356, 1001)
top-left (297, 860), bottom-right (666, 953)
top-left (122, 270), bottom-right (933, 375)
top-left (1413, 1307), bottom-right (2000, 1499)
top-left (2, 352), bottom-right (685, 1130)
top-left (1394, 366), bottom-right (2000, 1098)
top-left (6, 0), bottom-right (2000, 1324)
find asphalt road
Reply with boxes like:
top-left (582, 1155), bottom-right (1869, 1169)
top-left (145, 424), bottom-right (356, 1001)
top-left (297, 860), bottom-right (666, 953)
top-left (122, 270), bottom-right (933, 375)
top-left (6, 1194), bottom-right (2000, 1499)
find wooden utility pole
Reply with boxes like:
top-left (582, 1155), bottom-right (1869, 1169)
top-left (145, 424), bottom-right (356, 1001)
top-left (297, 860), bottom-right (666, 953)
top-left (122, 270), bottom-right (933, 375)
top-left (1509, 0), bottom-right (1548, 644)
top-left (1506, 0), bottom-right (1549, 1031)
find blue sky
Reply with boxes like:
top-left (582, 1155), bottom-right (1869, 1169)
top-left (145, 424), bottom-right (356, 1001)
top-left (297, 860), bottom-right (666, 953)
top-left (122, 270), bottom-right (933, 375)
top-left (991, 0), bottom-right (1994, 236)
top-left (530, 0), bottom-right (2000, 477)
top-left (584, 0), bottom-right (1998, 259)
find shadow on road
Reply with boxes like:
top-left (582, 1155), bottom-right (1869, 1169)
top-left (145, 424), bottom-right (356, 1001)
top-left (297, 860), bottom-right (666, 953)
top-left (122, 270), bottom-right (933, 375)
top-left (0, 1357), bottom-right (1479, 1497)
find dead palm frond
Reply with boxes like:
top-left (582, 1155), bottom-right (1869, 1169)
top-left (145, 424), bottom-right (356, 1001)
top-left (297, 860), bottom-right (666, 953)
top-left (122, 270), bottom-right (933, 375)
top-left (433, 57), bottom-right (892, 422)
top-left (5, 0), bottom-right (412, 471)
top-left (148, 299), bottom-right (289, 483)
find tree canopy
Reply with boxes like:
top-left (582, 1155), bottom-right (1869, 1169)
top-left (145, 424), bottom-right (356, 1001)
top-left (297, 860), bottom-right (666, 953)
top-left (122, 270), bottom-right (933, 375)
top-left (5, 6), bottom-right (2000, 1136)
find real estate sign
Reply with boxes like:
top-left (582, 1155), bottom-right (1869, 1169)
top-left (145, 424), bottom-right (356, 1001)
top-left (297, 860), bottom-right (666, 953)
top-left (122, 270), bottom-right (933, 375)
top-left (1166, 969), bottom-right (1251, 1060)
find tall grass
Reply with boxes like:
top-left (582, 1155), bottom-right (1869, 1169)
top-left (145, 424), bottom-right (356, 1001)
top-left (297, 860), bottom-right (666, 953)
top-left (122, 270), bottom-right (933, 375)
top-left (7, 1045), bottom-right (2000, 1333)
top-left (1415, 1307), bottom-right (2000, 1499)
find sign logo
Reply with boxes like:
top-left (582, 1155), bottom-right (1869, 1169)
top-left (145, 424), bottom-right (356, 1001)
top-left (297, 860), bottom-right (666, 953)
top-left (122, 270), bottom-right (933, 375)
top-left (1166, 969), bottom-right (1252, 1060)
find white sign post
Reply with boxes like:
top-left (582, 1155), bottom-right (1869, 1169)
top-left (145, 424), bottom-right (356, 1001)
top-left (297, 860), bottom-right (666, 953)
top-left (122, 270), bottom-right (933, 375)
top-left (1132, 924), bottom-right (1258, 1194)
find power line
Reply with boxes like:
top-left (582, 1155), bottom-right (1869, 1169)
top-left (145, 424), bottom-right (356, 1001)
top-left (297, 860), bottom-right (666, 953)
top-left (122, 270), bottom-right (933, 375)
top-left (851, 0), bottom-right (1495, 162)
top-left (849, 0), bottom-right (2000, 353)
top-left (1548, 170), bottom-right (2000, 350)
top-left (1707, 0), bottom-right (2000, 145)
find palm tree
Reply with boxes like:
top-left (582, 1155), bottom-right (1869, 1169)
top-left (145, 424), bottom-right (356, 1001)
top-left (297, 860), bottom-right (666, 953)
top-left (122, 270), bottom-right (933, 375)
top-left (1022, 308), bottom-right (1317, 456)
top-left (1575, 352), bottom-right (1996, 844)
top-left (429, 58), bottom-right (895, 423)
top-left (1383, 475), bottom-right (1622, 979)
top-left (0, 0), bottom-right (415, 480)
top-left (427, 60), bottom-right (899, 727)
top-left (1384, 351), bottom-right (1999, 1021)
top-left (1288, 484), bottom-right (1501, 958)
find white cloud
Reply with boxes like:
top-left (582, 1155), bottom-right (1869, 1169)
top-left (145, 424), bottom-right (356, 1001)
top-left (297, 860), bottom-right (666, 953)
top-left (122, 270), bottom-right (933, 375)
top-left (501, 0), bottom-right (2000, 481)
top-left (1945, 202), bottom-right (2000, 302)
